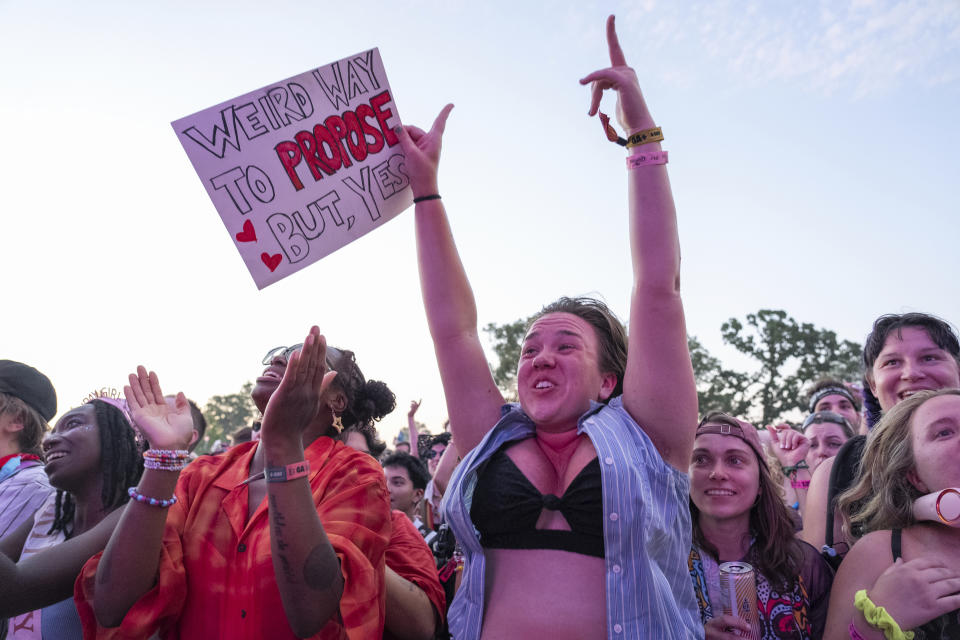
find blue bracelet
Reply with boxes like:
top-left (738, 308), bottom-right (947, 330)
top-left (128, 486), bottom-right (177, 508)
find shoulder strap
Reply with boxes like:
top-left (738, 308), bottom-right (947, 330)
top-left (891, 528), bottom-right (902, 561)
top-left (825, 435), bottom-right (867, 546)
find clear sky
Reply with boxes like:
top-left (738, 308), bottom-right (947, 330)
top-left (2, 0), bottom-right (958, 441)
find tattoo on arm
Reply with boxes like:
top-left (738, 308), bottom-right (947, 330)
top-left (269, 493), bottom-right (297, 583)
top-left (304, 544), bottom-right (341, 590)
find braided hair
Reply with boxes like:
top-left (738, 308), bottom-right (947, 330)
top-left (49, 400), bottom-right (144, 538)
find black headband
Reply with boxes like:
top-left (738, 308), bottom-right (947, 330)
top-left (809, 385), bottom-right (856, 413)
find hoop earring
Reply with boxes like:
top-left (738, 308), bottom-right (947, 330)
top-left (331, 410), bottom-right (344, 434)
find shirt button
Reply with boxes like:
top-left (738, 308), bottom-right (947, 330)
top-left (240, 609), bottom-right (246, 618)
top-left (609, 512), bottom-right (619, 522)
top-left (614, 623), bottom-right (623, 633)
top-left (612, 564), bottom-right (621, 573)
top-left (604, 456), bottom-right (614, 465)
top-left (237, 543), bottom-right (247, 552)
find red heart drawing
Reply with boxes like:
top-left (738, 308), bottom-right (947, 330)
top-left (235, 220), bottom-right (257, 243)
top-left (261, 253), bottom-right (282, 272)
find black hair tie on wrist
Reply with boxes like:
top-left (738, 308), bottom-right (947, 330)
top-left (413, 194), bottom-right (441, 203)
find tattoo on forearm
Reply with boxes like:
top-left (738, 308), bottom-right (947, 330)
top-left (304, 544), bottom-right (340, 590)
top-left (269, 493), bottom-right (297, 583)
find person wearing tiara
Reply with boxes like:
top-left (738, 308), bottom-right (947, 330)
top-left (824, 389), bottom-right (960, 639)
top-left (1, 398), bottom-right (143, 639)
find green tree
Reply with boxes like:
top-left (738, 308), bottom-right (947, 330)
top-left (688, 336), bottom-right (752, 418)
top-left (199, 381), bottom-right (259, 454)
top-left (720, 309), bottom-right (862, 424)
top-left (483, 316), bottom-right (533, 396)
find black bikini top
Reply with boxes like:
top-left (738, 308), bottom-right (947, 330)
top-left (470, 447), bottom-right (604, 558)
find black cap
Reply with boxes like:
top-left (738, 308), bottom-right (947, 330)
top-left (0, 360), bottom-right (57, 421)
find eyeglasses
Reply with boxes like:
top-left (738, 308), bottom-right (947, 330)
top-left (262, 344), bottom-right (343, 369)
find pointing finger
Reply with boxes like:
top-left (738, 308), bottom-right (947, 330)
top-left (607, 15), bottom-right (627, 67)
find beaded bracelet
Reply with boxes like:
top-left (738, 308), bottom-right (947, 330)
top-left (854, 590), bottom-right (915, 640)
top-left (143, 449), bottom-right (191, 461)
top-left (143, 449), bottom-right (191, 471)
top-left (128, 486), bottom-right (178, 508)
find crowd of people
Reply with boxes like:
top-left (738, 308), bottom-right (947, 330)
top-left (2, 14), bottom-right (959, 640)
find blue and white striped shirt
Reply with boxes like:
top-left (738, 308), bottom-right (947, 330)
top-left (443, 397), bottom-right (703, 639)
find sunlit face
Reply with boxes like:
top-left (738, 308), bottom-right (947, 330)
top-left (689, 432), bottom-right (760, 523)
top-left (345, 431), bottom-right (370, 455)
top-left (814, 394), bottom-right (861, 430)
top-left (908, 394), bottom-right (960, 493)
top-left (805, 422), bottom-right (849, 472)
top-left (869, 327), bottom-right (960, 412)
top-left (517, 313), bottom-right (616, 431)
top-left (385, 464), bottom-right (421, 516)
top-left (252, 348), bottom-right (299, 413)
top-left (42, 404), bottom-right (101, 490)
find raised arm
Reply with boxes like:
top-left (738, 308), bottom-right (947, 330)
top-left (396, 108), bottom-right (505, 455)
top-left (580, 15), bottom-right (696, 469)
top-left (258, 327), bottom-right (346, 637)
top-left (431, 438), bottom-right (459, 498)
top-left (94, 367), bottom-right (196, 627)
top-left (407, 400), bottom-right (422, 459)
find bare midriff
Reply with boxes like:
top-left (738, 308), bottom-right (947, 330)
top-left (477, 432), bottom-right (607, 639)
top-left (480, 547), bottom-right (607, 639)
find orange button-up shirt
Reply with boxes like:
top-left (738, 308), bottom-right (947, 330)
top-left (75, 437), bottom-right (391, 640)
top-left (384, 510), bottom-right (445, 640)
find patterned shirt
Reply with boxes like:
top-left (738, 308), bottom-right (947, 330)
top-left (443, 398), bottom-right (703, 640)
top-left (0, 462), bottom-right (52, 538)
top-left (75, 437), bottom-right (391, 640)
top-left (688, 541), bottom-right (833, 639)
top-left (384, 510), bottom-right (445, 640)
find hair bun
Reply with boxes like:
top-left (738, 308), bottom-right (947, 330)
top-left (352, 379), bottom-right (396, 424)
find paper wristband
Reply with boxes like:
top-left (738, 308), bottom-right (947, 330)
top-left (266, 460), bottom-right (311, 483)
top-left (626, 152), bottom-right (668, 169)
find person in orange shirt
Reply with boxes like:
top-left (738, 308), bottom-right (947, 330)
top-left (77, 327), bottom-right (395, 639)
top-left (341, 423), bottom-right (446, 640)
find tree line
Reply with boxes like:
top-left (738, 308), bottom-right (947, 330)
top-left (192, 308), bottom-right (862, 452)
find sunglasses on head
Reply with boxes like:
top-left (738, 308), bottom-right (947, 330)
top-left (262, 344), bottom-right (343, 369)
top-left (801, 411), bottom-right (849, 433)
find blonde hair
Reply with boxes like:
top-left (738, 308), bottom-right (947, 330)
top-left (839, 388), bottom-right (960, 539)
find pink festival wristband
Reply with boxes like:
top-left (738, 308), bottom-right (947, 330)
top-left (625, 151), bottom-right (668, 169)
top-left (266, 460), bottom-right (311, 483)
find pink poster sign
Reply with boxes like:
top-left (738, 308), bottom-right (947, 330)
top-left (172, 48), bottom-right (411, 289)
